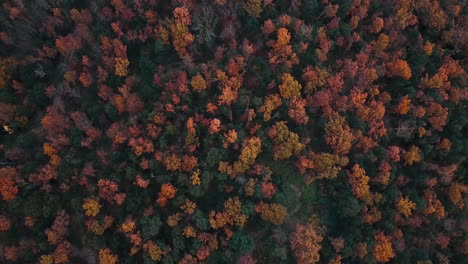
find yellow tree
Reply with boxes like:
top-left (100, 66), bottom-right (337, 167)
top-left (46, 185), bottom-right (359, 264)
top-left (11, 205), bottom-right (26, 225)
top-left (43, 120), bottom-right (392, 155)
top-left (403, 146), bottom-right (421, 165)
top-left (259, 203), bottom-right (287, 225)
top-left (268, 121), bottom-right (304, 160)
top-left (325, 112), bottom-right (354, 155)
top-left (114, 57), bottom-right (129, 77)
top-left (190, 73), bottom-right (206, 92)
top-left (448, 183), bottom-right (468, 209)
top-left (348, 164), bottom-right (372, 204)
top-left (290, 224), bottom-right (323, 264)
top-left (304, 152), bottom-right (348, 183)
top-left (82, 198), bottom-right (101, 217)
top-left (220, 137), bottom-right (262, 178)
top-left (396, 196), bottom-right (416, 217)
top-left (259, 94), bottom-right (282, 121)
top-left (279, 73), bottom-right (302, 99)
top-left (209, 197), bottom-right (247, 229)
top-left (243, 0), bottom-right (263, 17)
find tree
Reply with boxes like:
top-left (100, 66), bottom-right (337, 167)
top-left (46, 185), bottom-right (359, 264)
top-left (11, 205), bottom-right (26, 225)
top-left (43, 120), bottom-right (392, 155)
top-left (82, 198), bottom-right (101, 217)
top-left (437, 138), bottom-right (451, 152)
top-left (79, 72), bottom-right (93, 87)
top-left (348, 164), bottom-right (371, 203)
top-left (289, 96), bottom-right (309, 125)
top-left (229, 232), bottom-right (254, 256)
top-left (0, 102), bottom-right (16, 125)
top-left (243, 0), bottom-right (263, 17)
top-left (164, 153), bottom-right (181, 171)
top-left (115, 57), bottom-right (129, 77)
top-left (290, 224), bottom-right (323, 264)
top-left (97, 179), bottom-right (119, 203)
top-left (393, 96), bottom-right (411, 115)
top-left (370, 17), bottom-right (384, 33)
top-left (262, 19), bottom-right (275, 36)
top-left (143, 241), bottom-right (167, 261)
top-left (373, 232), bottom-right (395, 263)
top-left (261, 181), bottom-right (276, 199)
top-left (141, 216), bottom-right (162, 240)
top-left (121, 218), bottom-right (136, 233)
top-left (423, 189), bottom-right (446, 219)
top-left (260, 94), bottom-right (282, 121)
top-left (448, 183), bottom-right (468, 209)
top-left (55, 35), bottom-right (81, 55)
top-left (209, 197), bottom-right (247, 229)
top-left (170, 7), bottom-right (194, 57)
top-left (354, 242), bottom-right (368, 259)
top-left (305, 152), bottom-right (347, 183)
top-left (209, 118), bottom-right (221, 134)
top-left (99, 249), bottom-right (118, 264)
top-left (374, 33), bottom-right (389, 52)
top-left (223, 129), bottom-right (237, 148)
top-left (41, 108), bottom-right (70, 136)
top-left (325, 112), bottom-right (354, 155)
top-left (0, 215), bottom-right (11, 232)
top-left (279, 73), bottom-right (302, 99)
top-left (0, 58), bottom-right (12, 89)
top-left (259, 203), bottom-right (287, 225)
top-left (387, 146), bottom-right (401, 162)
top-left (387, 60), bottom-right (412, 80)
top-left (268, 28), bottom-right (299, 68)
top-left (0, 167), bottom-right (18, 201)
top-left (220, 137), bottom-right (262, 177)
top-left (157, 183), bottom-right (177, 207)
top-left (268, 122), bottom-right (304, 160)
top-left (302, 66), bottom-right (328, 93)
top-left (315, 27), bottom-right (331, 62)
top-left (45, 210), bottom-right (69, 245)
top-left (426, 102), bottom-right (448, 131)
top-left (403, 146), bottom-right (421, 166)
top-left (396, 196), bottom-right (416, 217)
top-left (191, 73), bottom-right (206, 92)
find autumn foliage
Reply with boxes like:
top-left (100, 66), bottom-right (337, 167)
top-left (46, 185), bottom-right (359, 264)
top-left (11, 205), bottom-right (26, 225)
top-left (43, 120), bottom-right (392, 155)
top-left (373, 232), bottom-right (395, 263)
top-left (290, 224), bottom-right (323, 264)
top-left (0, 0), bottom-right (466, 263)
top-left (387, 60), bottom-right (412, 80)
top-left (0, 167), bottom-right (18, 201)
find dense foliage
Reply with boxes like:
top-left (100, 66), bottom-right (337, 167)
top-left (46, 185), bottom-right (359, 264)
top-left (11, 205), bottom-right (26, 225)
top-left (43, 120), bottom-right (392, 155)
top-left (0, 0), bottom-right (467, 263)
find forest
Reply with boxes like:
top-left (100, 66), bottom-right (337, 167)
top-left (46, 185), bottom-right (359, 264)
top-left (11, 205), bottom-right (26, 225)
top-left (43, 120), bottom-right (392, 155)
top-left (0, 0), bottom-right (467, 263)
